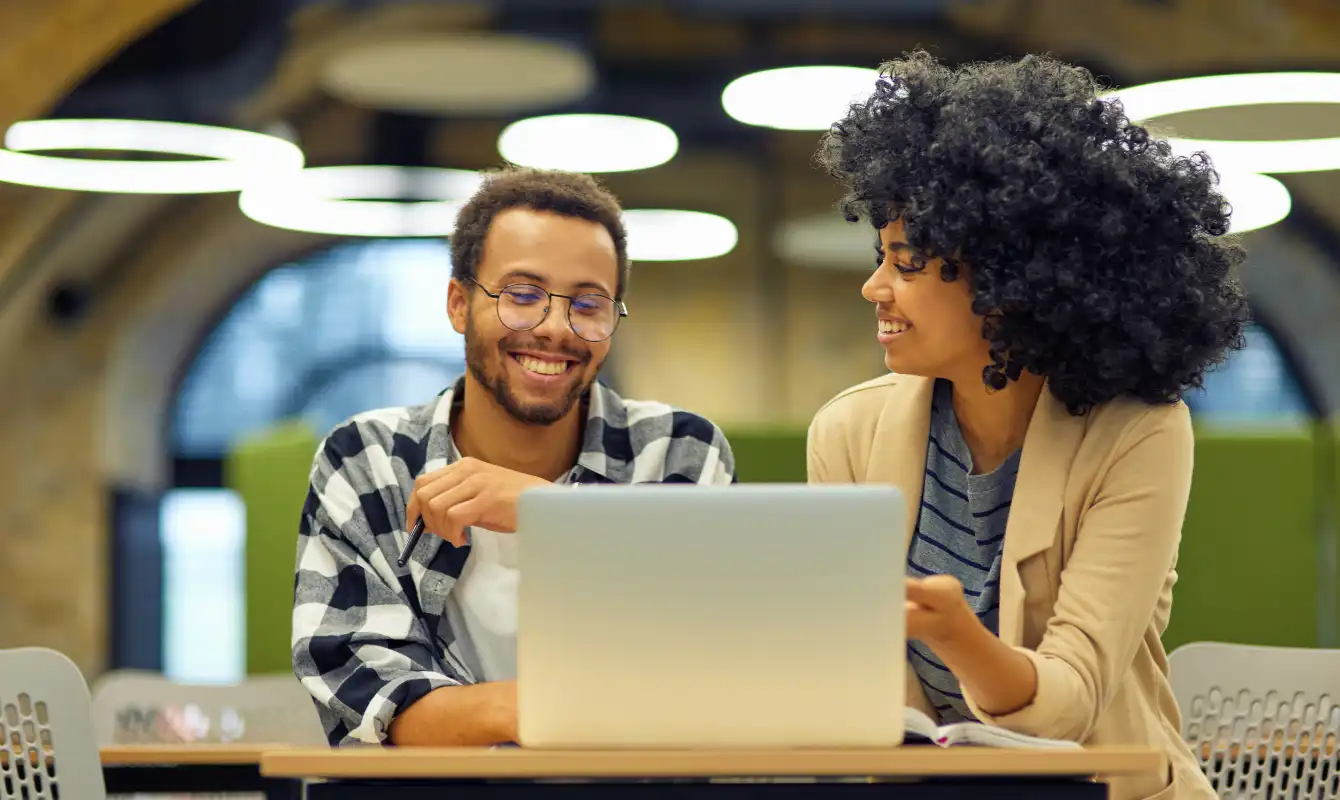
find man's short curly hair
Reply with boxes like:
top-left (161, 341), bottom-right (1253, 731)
top-left (817, 50), bottom-right (1250, 415)
top-left (451, 166), bottom-right (630, 299)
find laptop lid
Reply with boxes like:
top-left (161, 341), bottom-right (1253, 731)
top-left (516, 483), bottom-right (906, 749)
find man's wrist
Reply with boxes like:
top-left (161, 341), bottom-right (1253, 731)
top-left (484, 680), bottom-right (519, 742)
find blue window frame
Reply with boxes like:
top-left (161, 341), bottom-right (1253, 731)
top-left (1184, 323), bottom-right (1313, 426)
top-left (173, 238), bottom-right (466, 458)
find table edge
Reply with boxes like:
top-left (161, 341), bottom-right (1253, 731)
top-left (259, 745), bottom-right (1167, 780)
top-left (100, 743), bottom-right (296, 766)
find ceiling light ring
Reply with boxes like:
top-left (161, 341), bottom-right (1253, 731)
top-left (774, 170), bottom-right (1290, 269)
top-left (319, 32), bottom-right (597, 115)
top-left (237, 165), bottom-right (483, 238)
top-left (722, 65), bottom-right (880, 131)
top-left (1103, 72), bottom-right (1340, 174)
top-left (0, 119), bottom-right (305, 194)
top-left (241, 170), bottom-right (743, 256)
top-left (496, 114), bottom-right (679, 173)
top-left (1211, 171), bottom-right (1292, 234)
top-left (622, 209), bottom-right (739, 261)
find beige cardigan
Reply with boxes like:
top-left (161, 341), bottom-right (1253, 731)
top-left (807, 373), bottom-right (1214, 800)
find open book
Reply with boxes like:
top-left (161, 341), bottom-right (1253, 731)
top-left (904, 708), bottom-right (1082, 749)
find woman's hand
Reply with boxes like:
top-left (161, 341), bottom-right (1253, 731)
top-left (906, 574), bottom-right (979, 648)
top-left (907, 573), bottom-right (1039, 718)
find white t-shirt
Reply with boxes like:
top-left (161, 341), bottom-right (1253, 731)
top-left (447, 438), bottom-right (573, 682)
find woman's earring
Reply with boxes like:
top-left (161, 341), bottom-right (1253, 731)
top-left (982, 363), bottom-right (1009, 393)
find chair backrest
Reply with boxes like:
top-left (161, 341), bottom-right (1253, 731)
top-left (90, 670), bottom-right (326, 746)
top-left (1169, 642), bottom-right (1340, 799)
top-left (0, 647), bottom-right (106, 800)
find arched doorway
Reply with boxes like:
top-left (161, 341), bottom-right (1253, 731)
top-left (162, 237), bottom-right (466, 682)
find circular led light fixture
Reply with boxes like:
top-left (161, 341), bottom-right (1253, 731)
top-left (1106, 72), bottom-right (1340, 121)
top-left (770, 172), bottom-right (1286, 268)
top-left (1103, 72), bottom-right (1340, 173)
top-left (238, 166), bottom-right (483, 237)
top-left (1216, 171), bottom-right (1292, 234)
top-left (322, 33), bottom-right (595, 115)
top-left (722, 66), bottom-right (880, 131)
top-left (497, 114), bottom-right (678, 173)
top-left (1164, 135), bottom-right (1340, 175)
top-left (623, 210), bottom-right (738, 261)
top-left (0, 119), bottom-right (304, 193)
top-left (773, 213), bottom-right (873, 270)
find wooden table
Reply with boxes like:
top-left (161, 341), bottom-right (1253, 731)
top-left (262, 745), bottom-right (1166, 799)
top-left (101, 744), bottom-right (301, 799)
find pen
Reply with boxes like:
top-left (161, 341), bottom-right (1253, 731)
top-left (396, 517), bottom-right (425, 568)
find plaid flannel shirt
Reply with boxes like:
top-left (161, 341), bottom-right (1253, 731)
top-left (292, 378), bottom-right (736, 745)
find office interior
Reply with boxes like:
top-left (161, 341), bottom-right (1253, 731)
top-left (0, 0), bottom-right (1338, 759)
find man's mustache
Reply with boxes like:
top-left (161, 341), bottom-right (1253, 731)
top-left (497, 335), bottom-right (591, 364)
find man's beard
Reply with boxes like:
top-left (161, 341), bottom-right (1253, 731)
top-left (464, 313), bottom-right (596, 426)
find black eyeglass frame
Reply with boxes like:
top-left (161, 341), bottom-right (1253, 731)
top-left (464, 276), bottom-right (629, 342)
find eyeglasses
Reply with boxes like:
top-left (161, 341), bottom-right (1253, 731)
top-left (466, 277), bottom-right (628, 343)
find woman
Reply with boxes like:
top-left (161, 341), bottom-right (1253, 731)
top-left (808, 51), bottom-right (1247, 800)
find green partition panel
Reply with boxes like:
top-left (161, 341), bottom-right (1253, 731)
top-left (724, 424), bottom-right (1324, 650)
top-left (223, 419), bottom-right (1329, 673)
top-left (1163, 426), bottom-right (1319, 651)
top-left (1331, 421), bottom-right (1340, 645)
top-left (723, 427), bottom-right (808, 483)
top-left (225, 419), bottom-right (320, 676)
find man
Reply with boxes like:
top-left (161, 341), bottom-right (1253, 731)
top-left (292, 167), bottom-right (736, 747)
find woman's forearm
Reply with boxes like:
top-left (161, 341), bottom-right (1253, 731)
top-left (932, 620), bottom-right (1038, 718)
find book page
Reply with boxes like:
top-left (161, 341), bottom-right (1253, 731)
top-left (902, 707), bottom-right (940, 743)
top-left (937, 721), bottom-right (1082, 749)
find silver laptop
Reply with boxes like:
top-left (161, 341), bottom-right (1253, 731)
top-left (515, 483), bottom-right (907, 749)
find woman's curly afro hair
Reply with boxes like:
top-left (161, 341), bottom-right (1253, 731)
top-left (817, 50), bottom-right (1250, 415)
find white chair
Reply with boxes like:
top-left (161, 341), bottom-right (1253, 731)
top-left (89, 671), bottom-right (326, 746)
top-left (0, 647), bottom-right (107, 800)
top-left (1169, 642), bottom-right (1340, 799)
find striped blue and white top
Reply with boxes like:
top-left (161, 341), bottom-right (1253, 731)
top-left (906, 379), bottom-right (1021, 723)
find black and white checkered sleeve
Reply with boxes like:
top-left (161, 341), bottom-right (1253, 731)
top-left (291, 418), bottom-right (461, 746)
top-left (620, 402), bottom-right (738, 485)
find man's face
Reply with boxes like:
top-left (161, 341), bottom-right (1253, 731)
top-left (448, 207), bottom-right (619, 425)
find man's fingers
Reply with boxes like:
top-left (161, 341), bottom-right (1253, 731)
top-left (412, 458), bottom-right (479, 492)
top-left (413, 466), bottom-right (446, 492)
top-left (408, 469), bottom-right (468, 529)
top-left (443, 497), bottom-right (486, 547)
top-left (426, 479), bottom-right (481, 546)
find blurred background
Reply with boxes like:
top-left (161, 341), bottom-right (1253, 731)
top-left (0, 0), bottom-right (1336, 691)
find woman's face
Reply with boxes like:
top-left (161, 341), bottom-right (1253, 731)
top-left (863, 218), bottom-right (991, 382)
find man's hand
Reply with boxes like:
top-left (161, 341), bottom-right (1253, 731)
top-left (405, 458), bottom-right (550, 547)
top-left (906, 574), bottom-right (979, 648)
